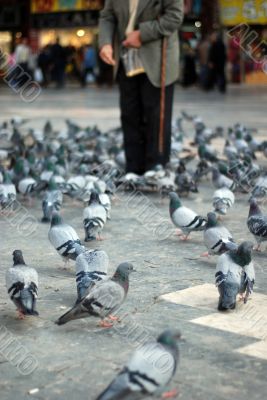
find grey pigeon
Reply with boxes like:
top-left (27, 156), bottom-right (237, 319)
top-left (211, 167), bottom-right (234, 190)
top-left (224, 140), bottom-right (238, 160)
top-left (250, 173), bottom-right (267, 202)
top-left (96, 329), bottom-right (181, 400)
top-left (247, 197), bottom-right (267, 251)
top-left (0, 171), bottom-right (16, 211)
top-left (99, 193), bottom-right (111, 220)
top-left (56, 262), bottom-right (134, 327)
top-left (212, 187), bottom-right (235, 215)
top-left (42, 179), bottom-right (63, 222)
top-left (48, 212), bottom-right (83, 261)
top-left (169, 192), bottom-right (206, 240)
top-left (6, 250), bottom-right (38, 318)
top-left (175, 162), bottom-right (198, 196)
top-left (203, 212), bottom-right (235, 256)
top-left (215, 241), bottom-right (254, 310)
top-left (75, 248), bottom-right (109, 302)
top-left (83, 190), bottom-right (107, 241)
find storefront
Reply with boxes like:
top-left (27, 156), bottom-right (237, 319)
top-left (30, 0), bottom-right (104, 50)
top-left (0, 0), bottom-right (30, 53)
top-left (219, 0), bottom-right (267, 84)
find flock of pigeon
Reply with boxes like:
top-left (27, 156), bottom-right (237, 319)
top-left (1, 111), bottom-right (267, 399)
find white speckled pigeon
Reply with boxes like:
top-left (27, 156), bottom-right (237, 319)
top-left (96, 329), bottom-right (181, 400)
top-left (48, 211), bottom-right (83, 262)
top-left (169, 192), bottom-right (206, 240)
top-left (247, 198), bottom-right (267, 251)
top-left (56, 262), bottom-right (134, 327)
top-left (203, 212), bottom-right (235, 256)
top-left (83, 190), bottom-right (107, 241)
top-left (6, 250), bottom-right (38, 318)
top-left (212, 187), bottom-right (235, 215)
top-left (215, 241), bottom-right (254, 310)
top-left (75, 248), bottom-right (109, 302)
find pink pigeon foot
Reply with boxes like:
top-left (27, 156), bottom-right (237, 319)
top-left (17, 310), bottom-right (25, 320)
top-left (108, 315), bottom-right (120, 321)
top-left (99, 320), bottom-right (113, 328)
top-left (162, 389), bottom-right (179, 398)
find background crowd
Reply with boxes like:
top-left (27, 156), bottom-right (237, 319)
top-left (10, 36), bottom-right (114, 89)
top-left (8, 26), bottom-right (267, 94)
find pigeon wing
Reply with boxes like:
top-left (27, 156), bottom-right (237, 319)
top-left (248, 215), bottom-right (267, 237)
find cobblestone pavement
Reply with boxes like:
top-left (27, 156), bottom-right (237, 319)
top-left (0, 85), bottom-right (267, 400)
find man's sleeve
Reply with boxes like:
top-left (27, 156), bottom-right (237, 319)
top-left (98, 0), bottom-right (116, 49)
top-left (139, 0), bottom-right (184, 44)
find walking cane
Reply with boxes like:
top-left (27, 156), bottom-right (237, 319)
top-left (158, 35), bottom-right (167, 155)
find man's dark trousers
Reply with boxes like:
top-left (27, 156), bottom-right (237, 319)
top-left (118, 65), bottom-right (174, 175)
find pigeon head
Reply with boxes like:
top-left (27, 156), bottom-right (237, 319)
top-left (51, 211), bottom-right (63, 226)
top-left (113, 262), bottom-right (135, 286)
top-left (88, 190), bottom-right (101, 205)
top-left (157, 329), bottom-right (182, 349)
top-left (206, 212), bottom-right (218, 228)
top-left (169, 192), bottom-right (182, 214)
top-left (12, 250), bottom-right (26, 266)
top-left (248, 197), bottom-right (261, 217)
top-left (229, 241), bottom-right (254, 267)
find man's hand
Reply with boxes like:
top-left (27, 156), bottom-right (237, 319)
top-left (122, 31), bottom-right (142, 49)
top-left (99, 44), bottom-right (116, 66)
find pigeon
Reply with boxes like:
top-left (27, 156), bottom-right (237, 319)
top-left (48, 211), bottom-right (83, 262)
top-left (211, 167), bottom-right (234, 190)
top-left (169, 192), bottom-right (206, 240)
top-left (41, 179), bottom-right (63, 222)
top-left (215, 241), bottom-right (254, 310)
top-left (247, 198), bottom-right (267, 251)
top-left (234, 131), bottom-right (249, 155)
top-left (0, 171), bottom-right (16, 211)
top-left (198, 144), bottom-right (218, 163)
top-left (96, 329), bottom-right (181, 400)
top-left (75, 248), bottom-right (109, 302)
top-left (224, 140), bottom-right (238, 160)
top-left (6, 250), bottom-right (38, 318)
top-left (83, 190), bottom-right (107, 241)
top-left (212, 187), bottom-right (235, 215)
top-left (56, 262), bottom-right (134, 327)
top-left (99, 193), bottom-right (112, 220)
top-left (203, 212), bottom-right (235, 256)
top-left (18, 176), bottom-right (37, 195)
top-left (250, 173), bottom-right (267, 202)
top-left (175, 162), bottom-right (198, 196)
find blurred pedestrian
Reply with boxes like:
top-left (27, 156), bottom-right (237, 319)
top-left (182, 42), bottom-right (197, 87)
top-left (14, 38), bottom-right (31, 74)
top-left (37, 45), bottom-right (51, 87)
top-left (197, 35), bottom-right (210, 89)
top-left (50, 38), bottom-right (67, 88)
top-left (82, 44), bottom-right (97, 86)
top-left (207, 31), bottom-right (227, 93)
top-left (99, 0), bottom-right (184, 174)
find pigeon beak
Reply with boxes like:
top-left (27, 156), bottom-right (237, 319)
top-left (132, 269), bottom-right (137, 273)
